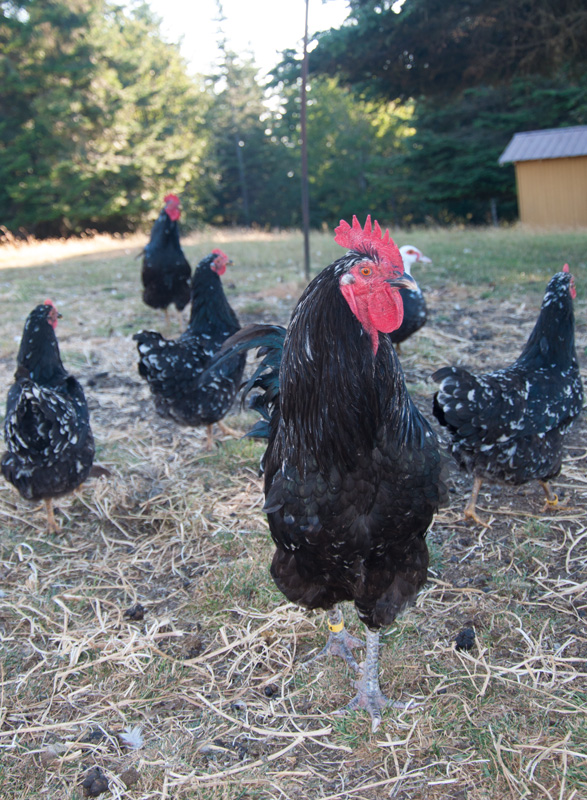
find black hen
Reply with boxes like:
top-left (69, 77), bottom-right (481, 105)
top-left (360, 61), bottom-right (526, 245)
top-left (214, 216), bottom-right (446, 730)
top-left (141, 194), bottom-right (191, 316)
top-left (432, 267), bottom-right (583, 524)
top-left (134, 249), bottom-right (245, 449)
top-left (1, 302), bottom-right (95, 532)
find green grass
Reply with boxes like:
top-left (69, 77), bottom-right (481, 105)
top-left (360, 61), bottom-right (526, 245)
top-left (399, 226), bottom-right (587, 299)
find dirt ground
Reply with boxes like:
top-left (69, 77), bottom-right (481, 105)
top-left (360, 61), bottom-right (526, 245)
top-left (0, 266), bottom-right (586, 799)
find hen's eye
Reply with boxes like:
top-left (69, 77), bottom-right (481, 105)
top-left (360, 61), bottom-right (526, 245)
top-left (360, 266), bottom-right (372, 276)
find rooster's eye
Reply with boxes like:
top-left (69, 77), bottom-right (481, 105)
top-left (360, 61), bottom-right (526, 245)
top-left (360, 266), bottom-right (372, 276)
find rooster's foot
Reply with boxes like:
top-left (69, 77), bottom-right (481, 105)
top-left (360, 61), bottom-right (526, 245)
top-left (334, 627), bottom-right (402, 732)
top-left (336, 676), bottom-right (405, 733)
top-left (338, 683), bottom-right (390, 733)
top-left (307, 629), bottom-right (364, 672)
top-left (305, 608), bottom-right (364, 671)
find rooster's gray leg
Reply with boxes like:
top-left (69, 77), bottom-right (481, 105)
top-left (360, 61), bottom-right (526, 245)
top-left (306, 607), bottom-right (363, 671)
top-left (344, 628), bottom-right (392, 732)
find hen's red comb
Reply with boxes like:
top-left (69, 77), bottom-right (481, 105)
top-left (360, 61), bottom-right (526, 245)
top-left (563, 263), bottom-right (570, 272)
top-left (44, 298), bottom-right (55, 307)
top-left (334, 215), bottom-right (401, 266)
top-left (164, 194), bottom-right (180, 204)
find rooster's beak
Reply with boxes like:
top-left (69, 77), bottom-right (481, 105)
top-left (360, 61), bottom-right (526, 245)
top-left (386, 274), bottom-right (418, 291)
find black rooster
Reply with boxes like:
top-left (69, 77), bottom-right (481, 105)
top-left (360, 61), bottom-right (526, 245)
top-left (1, 301), bottom-right (95, 532)
top-left (214, 217), bottom-right (446, 730)
top-left (134, 249), bottom-right (245, 449)
top-left (390, 245), bottom-right (432, 353)
top-left (432, 266), bottom-right (583, 525)
top-left (141, 194), bottom-right (191, 320)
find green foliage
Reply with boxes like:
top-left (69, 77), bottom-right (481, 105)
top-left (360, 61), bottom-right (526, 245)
top-left (202, 55), bottom-right (418, 230)
top-left (305, 80), bottom-right (414, 227)
top-left (202, 47), bottom-right (323, 230)
top-left (91, 3), bottom-right (212, 228)
top-left (0, 0), bottom-right (102, 234)
top-left (311, 0), bottom-right (587, 102)
top-left (393, 74), bottom-right (587, 224)
top-left (269, 71), bottom-right (416, 228)
top-left (306, 0), bottom-right (587, 227)
top-left (203, 51), bottom-right (297, 228)
top-left (3, 0), bottom-right (587, 236)
top-left (0, 0), bottom-right (210, 236)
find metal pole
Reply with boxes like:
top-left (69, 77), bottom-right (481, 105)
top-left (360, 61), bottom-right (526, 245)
top-left (300, 0), bottom-right (311, 280)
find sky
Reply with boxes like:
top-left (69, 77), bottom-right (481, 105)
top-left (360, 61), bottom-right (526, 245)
top-left (146, 0), bottom-right (351, 77)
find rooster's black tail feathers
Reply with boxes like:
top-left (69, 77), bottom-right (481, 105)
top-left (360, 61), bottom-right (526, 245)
top-left (206, 324), bottom-right (286, 439)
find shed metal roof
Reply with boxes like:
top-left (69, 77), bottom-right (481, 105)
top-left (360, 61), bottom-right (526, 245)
top-left (498, 126), bottom-right (587, 164)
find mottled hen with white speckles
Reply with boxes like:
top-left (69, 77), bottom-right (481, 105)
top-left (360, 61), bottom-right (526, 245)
top-left (134, 250), bottom-right (245, 448)
top-left (1, 302), bottom-right (95, 532)
top-left (432, 267), bottom-right (583, 524)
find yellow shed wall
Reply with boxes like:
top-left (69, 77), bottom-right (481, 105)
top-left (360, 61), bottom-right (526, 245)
top-left (515, 156), bottom-right (587, 227)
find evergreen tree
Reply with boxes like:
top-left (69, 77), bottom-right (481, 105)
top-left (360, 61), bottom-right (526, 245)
top-left (269, 69), bottom-right (414, 228)
top-left (205, 48), bottom-right (300, 228)
top-left (311, 0), bottom-right (587, 102)
top-left (0, 0), bottom-right (210, 236)
top-left (0, 0), bottom-right (103, 235)
top-left (393, 74), bottom-right (587, 224)
top-left (307, 0), bottom-right (587, 225)
top-left (91, 2), bottom-right (211, 229)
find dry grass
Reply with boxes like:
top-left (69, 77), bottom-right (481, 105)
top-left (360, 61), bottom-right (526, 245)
top-left (0, 228), bottom-right (586, 799)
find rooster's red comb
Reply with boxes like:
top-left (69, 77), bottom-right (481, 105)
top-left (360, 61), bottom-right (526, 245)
top-left (563, 263), bottom-right (570, 272)
top-left (164, 194), bottom-right (180, 204)
top-left (44, 298), bottom-right (55, 307)
top-left (334, 215), bottom-right (401, 267)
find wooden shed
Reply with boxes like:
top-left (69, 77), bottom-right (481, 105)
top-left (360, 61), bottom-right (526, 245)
top-left (498, 126), bottom-right (587, 227)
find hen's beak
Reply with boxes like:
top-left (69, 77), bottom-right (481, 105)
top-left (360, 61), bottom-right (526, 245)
top-left (386, 274), bottom-right (418, 291)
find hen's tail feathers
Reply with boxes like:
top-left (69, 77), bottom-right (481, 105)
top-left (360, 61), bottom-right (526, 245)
top-left (432, 365), bottom-right (479, 432)
top-left (207, 324), bottom-right (286, 439)
top-left (133, 329), bottom-right (164, 348)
